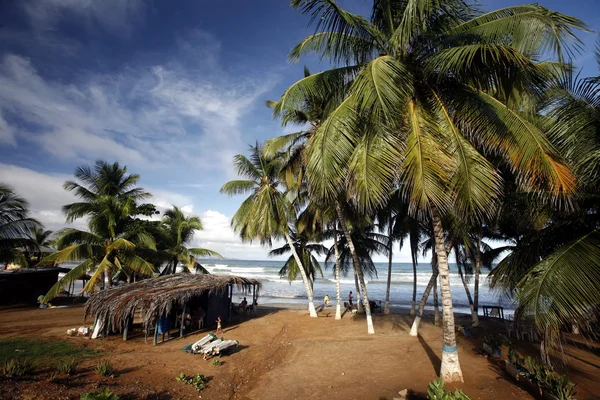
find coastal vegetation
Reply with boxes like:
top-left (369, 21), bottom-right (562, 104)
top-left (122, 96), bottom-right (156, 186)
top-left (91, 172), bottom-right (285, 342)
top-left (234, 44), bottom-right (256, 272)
top-left (0, 0), bottom-right (598, 390)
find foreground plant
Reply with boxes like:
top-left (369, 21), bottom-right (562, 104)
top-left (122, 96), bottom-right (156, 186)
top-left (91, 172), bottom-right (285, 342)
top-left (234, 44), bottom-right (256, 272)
top-left (80, 388), bottom-right (120, 400)
top-left (1, 358), bottom-right (35, 377)
top-left (427, 378), bottom-right (471, 399)
top-left (93, 360), bottom-right (114, 377)
top-left (57, 357), bottom-right (79, 375)
top-left (176, 372), bottom-right (208, 392)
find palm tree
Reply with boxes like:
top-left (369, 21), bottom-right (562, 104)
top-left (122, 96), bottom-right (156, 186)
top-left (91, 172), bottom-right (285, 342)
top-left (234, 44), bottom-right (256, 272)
top-left (326, 220), bottom-right (388, 296)
top-left (0, 184), bottom-right (40, 268)
top-left (269, 228), bottom-right (326, 290)
top-left (30, 227), bottom-right (53, 263)
top-left (280, 0), bottom-right (584, 381)
top-left (492, 45), bottom-right (600, 360)
top-left (157, 206), bottom-right (222, 275)
top-left (221, 143), bottom-right (319, 317)
top-left (42, 162), bottom-right (157, 301)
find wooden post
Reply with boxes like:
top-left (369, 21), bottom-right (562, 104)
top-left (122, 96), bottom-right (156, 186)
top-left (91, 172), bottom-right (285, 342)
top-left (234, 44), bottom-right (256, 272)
top-left (153, 317), bottom-right (159, 345)
top-left (180, 305), bottom-right (186, 338)
top-left (123, 316), bottom-right (130, 341)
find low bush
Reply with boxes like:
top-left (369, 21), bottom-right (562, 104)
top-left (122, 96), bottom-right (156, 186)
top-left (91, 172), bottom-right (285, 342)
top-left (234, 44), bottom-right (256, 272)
top-left (176, 372), bottom-right (208, 392)
top-left (57, 358), bottom-right (79, 375)
top-left (426, 378), bottom-right (471, 400)
top-left (1, 358), bottom-right (35, 377)
top-left (80, 388), bottom-right (120, 400)
top-left (93, 360), bottom-right (114, 377)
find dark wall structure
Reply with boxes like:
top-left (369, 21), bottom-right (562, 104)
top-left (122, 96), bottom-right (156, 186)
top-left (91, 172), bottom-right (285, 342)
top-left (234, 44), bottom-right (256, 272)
top-left (0, 268), bottom-right (66, 305)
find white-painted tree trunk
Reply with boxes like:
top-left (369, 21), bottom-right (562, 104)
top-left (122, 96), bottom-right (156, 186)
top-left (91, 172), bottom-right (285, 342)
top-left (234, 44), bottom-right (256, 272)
top-left (410, 246), bottom-right (418, 316)
top-left (384, 216), bottom-right (393, 314)
top-left (432, 250), bottom-right (440, 326)
top-left (457, 259), bottom-right (479, 327)
top-left (473, 231), bottom-right (482, 326)
top-left (336, 203), bottom-right (374, 334)
top-left (284, 231), bottom-right (317, 318)
top-left (333, 227), bottom-right (342, 320)
top-left (409, 271), bottom-right (437, 336)
top-left (432, 207), bottom-right (463, 382)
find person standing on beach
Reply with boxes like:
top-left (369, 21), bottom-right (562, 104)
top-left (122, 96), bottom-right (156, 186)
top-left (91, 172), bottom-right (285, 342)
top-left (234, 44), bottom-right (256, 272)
top-left (324, 294), bottom-right (330, 307)
top-left (216, 316), bottom-right (223, 335)
top-left (348, 291), bottom-right (353, 307)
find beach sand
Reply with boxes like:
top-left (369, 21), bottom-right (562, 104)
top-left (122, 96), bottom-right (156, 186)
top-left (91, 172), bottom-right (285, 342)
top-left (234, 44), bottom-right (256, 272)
top-left (0, 304), bottom-right (598, 399)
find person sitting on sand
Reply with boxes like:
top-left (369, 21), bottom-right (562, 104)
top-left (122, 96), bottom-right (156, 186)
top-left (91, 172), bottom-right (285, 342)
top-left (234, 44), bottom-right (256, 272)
top-left (324, 294), bottom-right (330, 307)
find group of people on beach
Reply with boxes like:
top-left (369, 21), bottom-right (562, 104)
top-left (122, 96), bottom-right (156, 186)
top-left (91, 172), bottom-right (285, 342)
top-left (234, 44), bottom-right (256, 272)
top-left (323, 291), bottom-right (355, 308)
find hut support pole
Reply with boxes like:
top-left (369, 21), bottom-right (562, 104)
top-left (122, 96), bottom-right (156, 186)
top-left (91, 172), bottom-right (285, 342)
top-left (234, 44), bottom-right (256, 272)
top-left (153, 318), bottom-right (159, 345)
top-left (180, 305), bottom-right (187, 338)
top-left (123, 317), bottom-right (130, 341)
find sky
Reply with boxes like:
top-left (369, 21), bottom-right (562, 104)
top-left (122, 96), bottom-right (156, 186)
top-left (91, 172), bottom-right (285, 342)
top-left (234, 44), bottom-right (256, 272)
top-left (0, 0), bottom-right (598, 261)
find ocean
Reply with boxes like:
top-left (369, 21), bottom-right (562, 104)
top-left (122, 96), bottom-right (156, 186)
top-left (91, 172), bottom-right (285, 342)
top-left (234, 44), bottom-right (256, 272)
top-left (198, 259), bottom-right (512, 315)
top-left (58, 259), bottom-right (512, 316)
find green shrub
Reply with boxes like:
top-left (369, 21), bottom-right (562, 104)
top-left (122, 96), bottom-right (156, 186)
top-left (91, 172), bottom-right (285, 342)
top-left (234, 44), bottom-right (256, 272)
top-left (1, 358), bottom-right (35, 376)
top-left (93, 360), bottom-right (114, 377)
top-left (57, 358), bottom-right (79, 375)
top-left (48, 371), bottom-right (59, 382)
top-left (523, 357), bottom-right (577, 400)
top-left (211, 358), bottom-right (222, 367)
top-left (482, 334), bottom-right (505, 349)
top-left (426, 378), bottom-right (471, 400)
top-left (80, 388), bottom-right (120, 400)
top-left (176, 372), bottom-right (208, 392)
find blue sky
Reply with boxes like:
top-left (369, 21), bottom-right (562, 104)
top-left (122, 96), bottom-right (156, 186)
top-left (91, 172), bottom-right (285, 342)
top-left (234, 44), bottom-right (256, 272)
top-left (0, 0), bottom-right (598, 260)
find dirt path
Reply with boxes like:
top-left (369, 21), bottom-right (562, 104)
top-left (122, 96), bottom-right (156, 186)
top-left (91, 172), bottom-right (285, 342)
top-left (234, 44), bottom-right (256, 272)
top-left (0, 305), bottom-right (598, 399)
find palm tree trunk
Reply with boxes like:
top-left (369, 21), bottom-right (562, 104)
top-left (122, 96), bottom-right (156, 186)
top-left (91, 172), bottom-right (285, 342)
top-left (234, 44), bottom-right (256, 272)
top-left (336, 203), bottom-right (374, 334)
top-left (410, 244), bottom-right (418, 316)
top-left (457, 252), bottom-right (478, 327)
top-left (333, 227), bottom-right (342, 320)
top-left (100, 271), bottom-right (106, 290)
top-left (384, 216), bottom-right (393, 315)
top-left (432, 250), bottom-right (440, 326)
top-left (431, 207), bottom-right (463, 382)
top-left (433, 279), bottom-right (440, 326)
top-left (409, 270), bottom-right (438, 336)
top-left (473, 231), bottom-right (482, 323)
top-left (284, 231), bottom-right (317, 318)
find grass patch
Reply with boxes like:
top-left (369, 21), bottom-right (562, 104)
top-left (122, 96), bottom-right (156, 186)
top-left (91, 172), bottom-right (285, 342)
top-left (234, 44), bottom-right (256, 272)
top-left (93, 360), bottom-right (114, 377)
top-left (0, 338), bottom-right (98, 367)
top-left (57, 357), bottom-right (79, 375)
top-left (2, 358), bottom-right (35, 376)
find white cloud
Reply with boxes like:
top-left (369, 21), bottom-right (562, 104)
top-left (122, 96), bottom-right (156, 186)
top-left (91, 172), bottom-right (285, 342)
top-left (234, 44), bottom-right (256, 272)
top-left (0, 113), bottom-right (16, 146)
top-left (192, 210), bottom-right (285, 260)
top-left (0, 33), bottom-right (276, 174)
top-left (0, 163), bottom-right (83, 231)
top-left (20, 0), bottom-right (147, 35)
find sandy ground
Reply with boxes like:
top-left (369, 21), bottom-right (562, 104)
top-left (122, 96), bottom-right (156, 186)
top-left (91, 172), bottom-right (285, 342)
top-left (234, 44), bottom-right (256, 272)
top-left (0, 304), bottom-right (598, 400)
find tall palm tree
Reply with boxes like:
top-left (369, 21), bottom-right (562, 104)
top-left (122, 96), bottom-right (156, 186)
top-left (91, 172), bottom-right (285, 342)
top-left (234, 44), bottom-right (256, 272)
top-left (221, 144), bottom-right (319, 317)
top-left (157, 206), bottom-right (222, 275)
top-left (269, 228), bottom-right (326, 290)
top-left (280, 0), bottom-right (584, 381)
top-left (42, 162), bottom-right (157, 301)
top-left (0, 184), bottom-right (40, 268)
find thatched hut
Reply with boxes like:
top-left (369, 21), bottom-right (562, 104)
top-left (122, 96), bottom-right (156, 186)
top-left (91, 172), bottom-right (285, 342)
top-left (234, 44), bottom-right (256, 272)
top-left (84, 274), bottom-right (260, 344)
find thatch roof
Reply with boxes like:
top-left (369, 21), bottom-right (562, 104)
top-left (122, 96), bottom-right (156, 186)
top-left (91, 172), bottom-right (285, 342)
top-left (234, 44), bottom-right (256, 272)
top-left (84, 274), bottom-right (260, 333)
